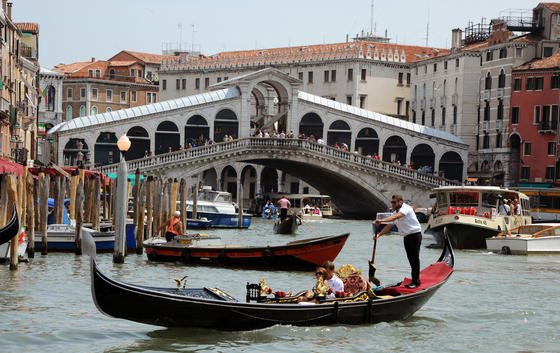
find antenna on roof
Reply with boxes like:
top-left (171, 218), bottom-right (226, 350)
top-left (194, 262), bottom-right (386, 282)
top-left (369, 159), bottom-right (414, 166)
top-left (191, 24), bottom-right (196, 54)
top-left (370, 0), bottom-right (374, 35)
top-left (425, 3), bottom-right (430, 46)
top-left (178, 23), bottom-right (183, 51)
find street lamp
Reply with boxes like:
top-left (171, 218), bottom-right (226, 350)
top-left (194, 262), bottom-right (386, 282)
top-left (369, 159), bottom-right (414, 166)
top-left (113, 134), bottom-right (131, 263)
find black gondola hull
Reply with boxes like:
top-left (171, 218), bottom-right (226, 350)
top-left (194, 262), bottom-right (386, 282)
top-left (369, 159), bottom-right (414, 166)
top-left (0, 206), bottom-right (19, 246)
top-left (273, 215), bottom-right (298, 234)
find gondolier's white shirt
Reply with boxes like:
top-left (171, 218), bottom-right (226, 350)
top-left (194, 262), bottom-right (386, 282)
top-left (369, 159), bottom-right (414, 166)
top-left (394, 203), bottom-right (422, 235)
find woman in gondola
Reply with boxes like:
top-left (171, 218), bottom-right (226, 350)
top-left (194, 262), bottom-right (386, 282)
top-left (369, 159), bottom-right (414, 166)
top-left (297, 267), bottom-right (330, 303)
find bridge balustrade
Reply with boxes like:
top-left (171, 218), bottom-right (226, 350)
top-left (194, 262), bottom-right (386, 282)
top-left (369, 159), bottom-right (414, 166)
top-left (97, 137), bottom-right (459, 187)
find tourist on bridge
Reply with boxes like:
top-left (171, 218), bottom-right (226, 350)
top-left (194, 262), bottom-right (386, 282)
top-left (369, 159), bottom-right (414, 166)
top-left (277, 195), bottom-right (291, 222)
top-left (375, 194), bottom-right (422, 289)
top-left (158, 211), bottom-right (184, 242)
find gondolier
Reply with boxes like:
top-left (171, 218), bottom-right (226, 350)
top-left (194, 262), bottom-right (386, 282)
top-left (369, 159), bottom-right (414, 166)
top-left (158, 211), bottom-right (183, 241)
top-left (375, 194), bottom-right (422, 289)
top-left (277, 195), bottom-right (291, 222)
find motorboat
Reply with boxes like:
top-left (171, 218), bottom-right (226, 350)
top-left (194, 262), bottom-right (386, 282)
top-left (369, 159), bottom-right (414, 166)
top-left (84, 231), bottom-right (454, 330)
top-left (426, 186), bottom-right (532, 249)
top-left (184, 186), bottom-right (251, 228)
top-left (143, 233), bottom-right (348, 270)
top-left (185, 218), bottom-right (212, 230)
top-left (486, 223), bottom-right (560, 255)
top-left (270, 193), bottom-right (334, 219)
top-left (34, 224), bottom-right (115, 252)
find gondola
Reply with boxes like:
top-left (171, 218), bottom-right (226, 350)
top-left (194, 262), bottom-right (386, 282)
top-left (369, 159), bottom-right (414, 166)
top-left (0, 206), bottom-right (20, 246)
top-left (143, 233), bottom-right (349, 270)
top-left (273, 214), bottom-right (299, 234)
top-left (84, 231), bottom-right (454, 330)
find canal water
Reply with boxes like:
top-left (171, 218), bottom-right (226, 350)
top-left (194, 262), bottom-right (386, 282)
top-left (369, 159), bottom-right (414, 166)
top-left (1, 218), bottom-right (559, 353)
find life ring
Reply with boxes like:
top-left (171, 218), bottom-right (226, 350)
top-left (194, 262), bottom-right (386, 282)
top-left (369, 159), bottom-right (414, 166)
top-left (483, 211), bottom-right (490, 219)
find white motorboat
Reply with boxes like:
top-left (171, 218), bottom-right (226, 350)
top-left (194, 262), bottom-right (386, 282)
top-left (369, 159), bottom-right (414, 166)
top-left (486, 223), bottom-right (560, 255)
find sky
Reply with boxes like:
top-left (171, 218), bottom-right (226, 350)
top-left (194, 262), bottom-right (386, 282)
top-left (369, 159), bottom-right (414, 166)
top-left (13, 0), bottom-right (545, 69)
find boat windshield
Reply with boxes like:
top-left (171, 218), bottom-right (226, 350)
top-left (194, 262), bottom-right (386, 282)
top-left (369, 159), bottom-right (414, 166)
top-left (449, 191), bottom-right (479, 207)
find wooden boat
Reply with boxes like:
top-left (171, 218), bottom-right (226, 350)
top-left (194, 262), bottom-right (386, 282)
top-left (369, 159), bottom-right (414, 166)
top-left (0, 206), bottom-right (20, 246)
top-left (426, 186), bottom-right (532, 249)
top-left (273, 215), bottom-right (299, 234)
top-left (34, 224), bottom-right (136, 252)
top-left (143, 233), bottom-right (349, 270)
top-left (486, 223), bottom-right (560, 255)
top-left (86, 232), bottom-right (454, 330)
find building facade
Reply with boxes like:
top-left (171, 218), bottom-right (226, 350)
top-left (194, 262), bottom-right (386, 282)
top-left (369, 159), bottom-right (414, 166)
top-left (510, 53), bottom-right (560, 185)
top-left (37, 67), bottom-right (63, 164)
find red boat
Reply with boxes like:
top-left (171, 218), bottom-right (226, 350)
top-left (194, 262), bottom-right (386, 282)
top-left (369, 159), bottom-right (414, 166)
top-left (143, 233), bottom-right (349, 270)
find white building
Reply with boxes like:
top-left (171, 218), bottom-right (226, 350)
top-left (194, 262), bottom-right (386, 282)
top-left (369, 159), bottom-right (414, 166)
top-left (38, 67), bottom-right (64, 164)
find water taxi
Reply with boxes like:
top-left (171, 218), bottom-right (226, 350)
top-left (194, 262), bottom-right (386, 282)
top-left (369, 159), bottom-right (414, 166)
top-left (426, 186), bottom-right (532, 249)
top-left (270, 193), bottom-right (333, 219)
top-left (486, 224), bottom-right (560, 255)
top-left (516, 187), bottom-right (560, 222)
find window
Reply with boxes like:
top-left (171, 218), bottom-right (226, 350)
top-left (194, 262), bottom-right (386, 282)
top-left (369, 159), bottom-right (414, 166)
top-left (176, 79), bottom-right (180, 90)
top-left (95, 69), bottom-right (100, 78)
top-left (66, 106), bottom-right (72, 120)
top-left (67, 88), bottom-right (73, 99)
top-left (499, 48), bottom-right (507, 59)
top-left (441, 107), bottom-right (446, 125)
top-left (526, 77), bottom-right (534, 90)
top-left (497, 99), bottom-right (503, 120)
top-left (455, 58), bottom-right (459, 68)
top-left (131, 91), bottom-right (137, 102)
top-left (360, 95), bottom-right (366, 108)
top-left (486, 50), bottom-right (493, 61)
top-left (421, 110), bottom-right (426, 125)
top-left (406, 73), bottom-right (411, 86)
top-left (79, 105), bottom-right (86, 117)
top-left (553, 105), bottom-right (559, 125)
top-left (138, 70), bottom-right (142, 78)
top-left (109, 69), bottom-right (115, 79)
top-left (324, 70), bottom-right (329, 82)
top-left (346, 95), bottom-right (352, 105)
top-left (535, 77), bottom-right (544, 90)
top-left (397, 100), bottom-right (402, 115)
top-left (147, 92), bottom-right (156, 103)
top-left (444, 61), bottom-right (448, 70)
top-left (431, 108), bottom-right (435, 127)
top-left (433, 63), bottom-right (437, 72)
top-left (120, 91), bottom-right (126, 102)
top-left (546, 166), bottom-right (555, 180)
top-left (483, 133), bottom-right (490, 148)
top-left (195, 78), bottom-right (200, 89)
top-left (524, 142), bottom-right (532, 155)
top-left (217, 77), bottom-right (221, 83)
top-left (88, 69), bottom-right (93, 77)
top-left (106, 107), bottom-right (112, 112)
top-left (484, 101), bottom-right (490, 121)
top-left (544, 47), bottom-right (553, 58)
top-left (204, 77), bottom-right (209, 88)
top-left (415, 66), bottom-right (418, 75)
top-left (182, 78), bottom-right (186, 89)
top-left (498, 70), bottom-right (506, 88)
top-left (298, 72), bottom-right (303, 81)
top-left (90, 106), bottom-right (97, 115)
top-left (511, 107), bottom-right (520, 124)
top-left (331, 70), bottom-right (336, 82)
top-left (424, 65), bottom-right (427, 74)
top-left (398, 72), bottom-right (403, 86)
top-left (548, 142), bottom-right (556, 155)
top-left (308, 71), bottom-right (313, 84)
top-left (224, 76), bottom-right (228, 81)
top-left (543, 105), bottom-right (551, 124)
top-left (516, 47), bottom-right (522, 57)
top-left (347, 68), bottom-right (353, 81)
top-left (412, 110), bottom-right (417, 123)
top-left (521, 166), bottom-right (530, 180)
top-left (534, 106), bottom-right (541, 123)
top-left (91, 88), bottom-right (98, 100)
top-left (453, 105), bottom-right (457, 124)
top-left (80, 88), bottom-right (85, 99)
top-left (496, 132), bottom-right (502, 148)
top-left (361, 68), bottom-right (366, 80)
top-left (130, 69), bottom-right (136, 77)
top-left (551, 74), bottom-right (560, 89)
top-left (162, 79), bottom-right (166, 90)
top-left (513, 78), bottom-right (522, 91)
top-left (485, 72), bottom-right (492, 90)
top-left (106, 89), bottom-right (112, 102)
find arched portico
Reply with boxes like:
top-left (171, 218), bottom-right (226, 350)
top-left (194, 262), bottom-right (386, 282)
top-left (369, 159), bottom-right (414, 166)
top-left (355, 127), bottom-right (379, 156)
top-left (327, 120), bottom-right (351, 149)
top-left (127, 126), bottom-right (150, 160)
top-left (383, 136), bottom-right (407, 164)
top-left (214, 109), bottom-right (239, 142)
top-left (299, 113), bottom-right (324, 139)
top-left (439, 151), bottom-right (463, 181)
top-left (411, 143), bottom-right (435, 172)
top-left (63, 138), bottom-right (89, 167)
top-left (94, 132), bottom-right (119, 166)
top-left (185, 115), bottom-right (210, 146)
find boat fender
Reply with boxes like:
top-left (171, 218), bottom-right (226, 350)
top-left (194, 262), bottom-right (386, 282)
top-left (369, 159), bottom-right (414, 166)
top-left (500, 246), bottom-right (511, 255)
top-left (483, 211), bottom-right (490, 219)
top-left (263, 247), bottom-right (273, 265)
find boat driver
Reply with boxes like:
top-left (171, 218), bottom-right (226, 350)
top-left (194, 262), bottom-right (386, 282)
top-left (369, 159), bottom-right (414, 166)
top-left (158, 211), bottom-right (183, 241)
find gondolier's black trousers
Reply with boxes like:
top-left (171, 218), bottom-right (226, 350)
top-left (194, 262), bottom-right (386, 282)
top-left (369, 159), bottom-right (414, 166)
top-left (280, 208), bottom-right (288, 221)
top-left (404, 232), bottom-right (422, 285)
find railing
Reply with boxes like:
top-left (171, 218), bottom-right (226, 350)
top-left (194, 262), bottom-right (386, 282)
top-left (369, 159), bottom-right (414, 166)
top-left (539, 120), bottom-right (558, 133)
top-left (97, 138), bottom-right (460, 187)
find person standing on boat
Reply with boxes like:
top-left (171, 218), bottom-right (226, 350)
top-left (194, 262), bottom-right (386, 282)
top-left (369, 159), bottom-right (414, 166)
top-left (158, 211), bottom-right (183, 242)
top-left (375, 194), bottom-right (422, 289)
top-left (277, 196), bottom-right (291, 222)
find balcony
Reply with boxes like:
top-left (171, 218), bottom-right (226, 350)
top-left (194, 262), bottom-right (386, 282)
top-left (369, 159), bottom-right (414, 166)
top-left (450, 124), bottom-right (457, 135)
top-left (411, 100), bottom-right (416, 110)
top-left (496, 120), bottom-right (503, 131)
top-left (483, 121), bottom-right (489, 131)
top-left (452, 93), bottom-right (458, 106)
top-left (497, 88), bottom-right (504, 98)
top-left (420, 98), bottom-right (426, 110)
top-left (539, 120), bottom-right (558, 134)
top-left (482, 90), bottom-right (490, 100)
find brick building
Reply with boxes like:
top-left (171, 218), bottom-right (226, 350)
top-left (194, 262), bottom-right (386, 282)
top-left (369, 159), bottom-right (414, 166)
top-left (510, 52), bottom-right (560, 184)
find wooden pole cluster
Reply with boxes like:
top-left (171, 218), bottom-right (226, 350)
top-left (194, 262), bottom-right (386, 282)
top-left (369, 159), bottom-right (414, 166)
top-left (145, 176), bottom-right (154, 239)
top-left (39, 173), bottom-right (50, 255)
top-left (25, 172), bottom-right (35, 258)
top-left (179, 178), bottom-right (187, 233)
top-left (6, 174), bottom-right (19, 269)
top-left (74, 177), bottom-right (84, 255)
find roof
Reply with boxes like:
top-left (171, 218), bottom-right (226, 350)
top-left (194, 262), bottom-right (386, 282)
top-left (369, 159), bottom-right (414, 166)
top-left (110, 50), bottom-right (175, 64)
top-left (540, 3), bottom-right (560, 11)
top-left (514, 52), bottom-right (560, 70)
top-left (53, 61), bottom-right (91, 74)
top-left (161, 41), bottom-right (449, 71)
top-left (40, 67), bottom-right (64, 77)
top-left (15, 22), bottom-right (39, 34)
top-left (210, 67), bottom-right (302, 89)
top-left (108, 60), bottom-right (137, 67)
top-left (297, 91), bottom-right (465, 145)
top-left (48, 88), bottom-right (240, 134)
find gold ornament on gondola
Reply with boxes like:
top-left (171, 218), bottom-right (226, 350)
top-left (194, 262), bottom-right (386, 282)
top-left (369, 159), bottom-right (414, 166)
top-left (313, 277), bottom-right (329, 297)
top-left (259, 277), bottom-right (272, 297)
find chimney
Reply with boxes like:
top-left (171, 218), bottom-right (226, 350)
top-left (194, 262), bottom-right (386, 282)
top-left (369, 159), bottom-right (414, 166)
top-left (91, 57), bottom-right (95, 62)
top-left (6, 2), bottom-right (12, 20)
top-left (2, 0), bottom-right (7, 13)
top-left (451, 28), bottom-right (463, 50)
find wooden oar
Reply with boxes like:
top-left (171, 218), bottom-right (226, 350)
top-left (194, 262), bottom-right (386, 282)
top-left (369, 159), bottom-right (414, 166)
top-left (368, 223), bottom-right (381, 286)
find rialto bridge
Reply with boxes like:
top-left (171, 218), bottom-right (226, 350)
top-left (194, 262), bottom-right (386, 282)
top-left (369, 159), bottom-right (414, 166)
top-left (49, 68), bottom-right (468, 217)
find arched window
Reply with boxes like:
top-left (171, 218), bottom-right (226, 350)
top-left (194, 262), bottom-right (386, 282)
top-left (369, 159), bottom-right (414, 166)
top-left (47, 85), bottom-right (56, 111)
top-left (485, 72), bottom-right (492, 90)
top-left (422, 83), bottom-right (426, 98)
top-left (454, 78), bottom-right (458, 93)
top-left (106, 107), bottom-right (112, 112)
top-left (109, 69), bottom-right (115, 79)
top-left (498, 69), bottom-right (506, 88)
top-left (79, 105), bottom-right (86, 117)
top-left (66, 106), bottom-right (72, 121)
top-left (90, 106), bottom-right (98, 115)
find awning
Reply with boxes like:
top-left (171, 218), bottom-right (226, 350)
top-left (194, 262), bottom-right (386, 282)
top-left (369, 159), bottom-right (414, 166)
top-left (0, 158), bottom-right (24, 176)
top-left (107, 173), bottom-right (145, 186)
top-left (28, 166), bottom-right (111, 183)
top-left (466, 177), bottom-right (478, 182)
top-left (517, 183), bottom-right (552, 188)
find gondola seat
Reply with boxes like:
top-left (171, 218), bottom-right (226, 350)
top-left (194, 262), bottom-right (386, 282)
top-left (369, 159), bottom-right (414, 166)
top-left (342, 274), bottom-right (368, 296)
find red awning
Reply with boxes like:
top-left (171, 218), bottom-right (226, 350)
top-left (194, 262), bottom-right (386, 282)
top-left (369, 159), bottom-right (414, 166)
top-left (28, 166), bottom-right (112, 184)
top-left (0, 158), bottom-right (24, 176)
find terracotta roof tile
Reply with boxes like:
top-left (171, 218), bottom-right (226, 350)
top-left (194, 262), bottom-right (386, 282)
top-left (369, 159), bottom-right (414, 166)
top-left (53, 61), bottom-right (92, 74)
top-left (514, 52), bottom-right (560, 70)
top-left (15, 22), bottom-right (39, 34)
top-left (162, 41), bottom-right (449, 70)
top-left (115, 50), bottom-right (175, 64)
top-left (541, 3), bottom-right (560, 12)
top-left (108, 60), bottom-right (137, 67)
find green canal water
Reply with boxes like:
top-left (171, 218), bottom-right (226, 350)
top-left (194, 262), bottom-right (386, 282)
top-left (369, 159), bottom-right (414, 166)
top-left (1, 218), bottom-right (559, 352)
